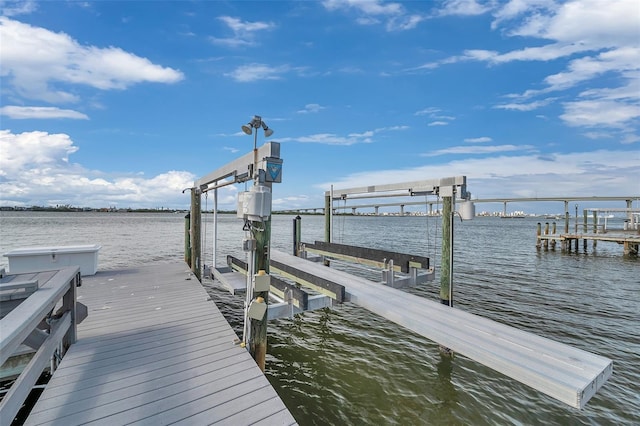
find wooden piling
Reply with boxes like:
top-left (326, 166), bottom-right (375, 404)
top-left (190, 188), bottom-right (201, 280)
top-left (250, 214), bottom-right (270, 371)
top-left (593, 210), bottom-right (598, 249)
top-left (293, 215), bottom-right (302, 256)
top-left (440, 196), bottom-right (452, 307)
top-left (439, 195), bottom-right (453, 357)
top-left (544, 222), bottom-right (549, 250)
top-left (583, 209), bottom-right (588, 250)
top-left (536, 222), bottom-right (542, 249)
top-left (551, 222), bottom-right (557, 249)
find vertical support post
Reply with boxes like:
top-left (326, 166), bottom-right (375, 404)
top-left (551, 222), bottom-right (557, 249)
top-left (536, 222), bottom-right (541, 249)
top-left (440, 196), bottom-right (453, 306)
top-left (544, 222), bottom-right (549, 250)
top-left (583, 209), bottom-right (588, 250)
top-left (564, 200), bottom-right (569, 233)
top-left (324, 194), bottom-right (331, 243)
top-left (250, 205), bottom-right (271, 372)
top-left (574, 204), bottom-right (579, 251)
top-left (593, 210), bottom-right (598, 249)
top-left (190, 188), bottom-right (202, 281)
top-left (62, 272), bottom-right (79, 350)
top-left (503, 201), bottom-right (507, 217)
top-left (293, 215), bottom-right (302, 256)
top-left (439, 194), bottom-right (454, 357)
top-left (184, 212), bottom-right (191, 266)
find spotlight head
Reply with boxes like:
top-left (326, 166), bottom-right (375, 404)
top-left (241, 124), bottom-right (253, 135)
top-left (264, 127), bottom-right (274, 137)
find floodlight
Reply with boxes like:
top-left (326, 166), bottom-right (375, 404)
top-left (241, 124), bottom-right (253, 135)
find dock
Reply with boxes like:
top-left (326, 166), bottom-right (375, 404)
top-left (16, 262), bottom-right (295, 425)
top-left (537, 230), bottom-right (640, 255)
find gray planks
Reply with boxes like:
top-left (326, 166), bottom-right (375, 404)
top-left (270, 249), bottom-right (612, 410)
top-left (25, 262), bottom-right (296, 426)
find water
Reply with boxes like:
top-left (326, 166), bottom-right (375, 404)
top-left (1, 211), bottom-right (638, 425)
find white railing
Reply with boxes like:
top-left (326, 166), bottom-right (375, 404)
top-left (0, 266), bottom-right (80, 424)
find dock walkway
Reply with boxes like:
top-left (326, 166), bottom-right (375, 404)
top-left (24, 262), bottom-right (295, 425)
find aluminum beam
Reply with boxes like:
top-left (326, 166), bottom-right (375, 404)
top-left (327, 176), bottom-right (467, 199)
top-left (194, 142), bottom-right (280, 188)
top-left (270, 250), bottom-right (612, 409)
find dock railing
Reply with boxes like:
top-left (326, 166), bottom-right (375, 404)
top-left (0, 266), bottom-right (81, 424)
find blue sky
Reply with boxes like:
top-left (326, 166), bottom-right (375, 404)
top-left (1, 0), bottom-right (639, 214)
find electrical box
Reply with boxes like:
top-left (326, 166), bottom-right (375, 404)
top-left (254, 271), bottom-right (271, 292)
top-left (237, 185), bottom-right (272, 221)
top-left (242, 238), bottom-right (256, 252)
top-left (248, 298), bottom-right (267, 320)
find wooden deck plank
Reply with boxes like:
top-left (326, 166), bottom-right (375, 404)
top-left (25, 262), bottom-right (296, 426)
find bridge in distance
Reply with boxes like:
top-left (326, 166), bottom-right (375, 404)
top-left (275, 196), bottom-right (639, 216)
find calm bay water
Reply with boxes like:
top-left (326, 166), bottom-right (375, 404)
top-left (1, 211), bottom-right (638, 425)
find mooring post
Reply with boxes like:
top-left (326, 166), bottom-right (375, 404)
top-left (592, 210), bottom-right (598, 249)
top-left (439, 194), bottom-right (454, 357)
top-left (564, 200), bottom-right (569, 233)
top-left (583, 209), bottom-right (588, 250)
top-left (544, 222), bottom-right (549, 250)
top-left (190, 188), bottom-right (202, 280)
top-left (440, 195), bottom-right (453, 307)
top-left (184, 212), bottom-right (191, 266)
top-left (293, 215), bottom-right (302, 256)
top-left (536, 222), bottom-right (541, 249)
top-left (551, 222), bottom-right (557, 249)
top-left (250, 211), bottom-right (271, 371)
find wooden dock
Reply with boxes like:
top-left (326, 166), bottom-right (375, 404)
top-left (537, 231), bottom-right (640, 255)
top-left (22, 262), bottom-right (296, 425)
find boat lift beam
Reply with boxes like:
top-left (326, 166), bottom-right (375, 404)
top-left (327, 175), bottom-right (469, 200)
top-left (270, 249), bottom-right (612, 410)
top-left (195, 142), bottom-right (281, 190)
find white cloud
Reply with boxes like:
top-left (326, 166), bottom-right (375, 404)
top-left (0, 130), bottom-right (194, 208)
top-left (560, 100), bottom-right (640, 128)
top-left (464, 137), bottom-right (492, 143)
top-left (297, 103), bottom-right (326, 114)
top-left (427, 121), bottom-right (449, 126)
top-left (280, 133), bottom-right (370, 146)
top-left (210, 16), bottom-right (275, 48)
top-left (322, 0), bottom-right (423, 31)
top-left (0, 0), bottom-right (38, 16)
top-left (438, 0), bottom-right (493, 16)
top-left (0, 17), bottom-right (184, 103)
top-left (225, 63), bottom-right (291, 82)
top-left (422, 144), bottom-right (534, 157)
top-left (279, 126), bottom-right (405, 146)
top-left (0, 106), bottom-right (89, 120)
top-left (0, 129), bottom-right (78, 176)
top-left (494, 98), bottom-right (555, 111)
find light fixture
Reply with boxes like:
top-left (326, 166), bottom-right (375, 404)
top-left (262, 122), bottom-right (274, 138)
top-left (241, 123), bottom-right (253, 135)
top-left (241, 115), bottom-right (274, 138)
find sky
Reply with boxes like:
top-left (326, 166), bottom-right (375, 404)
top-left (1, 0), bottom-right (639, 214)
